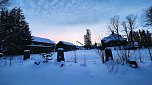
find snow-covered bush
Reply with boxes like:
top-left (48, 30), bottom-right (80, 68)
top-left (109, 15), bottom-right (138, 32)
top-left (73, 51), bottom-right (77, 63)
top-left (80, 55), bottom-right (87, 66)
top-left (95, 49), bottom-right (105, 63)
top-left (115, 49), bottom-right (136, 65)
top-left (105, 58), bottom-right (118, 72)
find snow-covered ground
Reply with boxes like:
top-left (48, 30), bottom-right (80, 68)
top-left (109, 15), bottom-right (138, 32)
top-left (0, 49), bottom-right (152, 85)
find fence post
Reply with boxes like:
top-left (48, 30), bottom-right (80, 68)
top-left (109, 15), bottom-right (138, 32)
top-left (105, 49), bottom-right (113, 62)
top-left (57, 48), bottom-right (65, 62)
top-left (23, 50), bottom-right (30, 60)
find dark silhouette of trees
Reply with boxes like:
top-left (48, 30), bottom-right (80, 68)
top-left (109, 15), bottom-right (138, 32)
top-left (139, 29), bottom-right (152, 60)
top-left (143, 6), bottom-right (152, 27)
top-left (131, 31), bottom-right (140, 43)
top-left (122, 21), bottom-right (129, 41)
top-left (143, 6), bottom-right (152, 61)
top-left (108, 16), bottom-right (120, 39)
top-left (84, 29), bottom-right (91, 49)
top-left (125, 14), bottom-right (137, 46)
top-left (0, 0), bottom-right (10, 9)
top-left (0, 7), bottom-right (32, 54)
top-left (121, 14), bottom-right (137, 47)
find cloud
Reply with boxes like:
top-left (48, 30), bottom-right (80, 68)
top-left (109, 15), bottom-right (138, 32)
top-left (9, 0), bottom-right (110, 25)
top-left (9, 0), bottom-right (152, 42)
top-left (10, 0), bottom-right (152, 26)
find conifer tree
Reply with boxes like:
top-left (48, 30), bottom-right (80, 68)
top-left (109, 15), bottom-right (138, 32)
top-left (0, 8), bottom-right (32, 54)
top-left (84, 29), bottom-right (91, 49)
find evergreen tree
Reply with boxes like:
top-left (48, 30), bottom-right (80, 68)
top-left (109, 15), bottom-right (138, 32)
top-left (0, 9), bottom-right (9, 52)
top-left (131, 31), bottom-right (140, 44)
top-left (145, 30), bottom-right (152, 47)
top-left (138, 29), bottom-right (152, 47)
top-left (84, 29), bottom-right (91, 49)
top-left (0, 8), bottom-right (32, 54)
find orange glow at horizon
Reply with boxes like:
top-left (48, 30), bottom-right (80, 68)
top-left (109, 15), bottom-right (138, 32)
top-left (30, 23), bottom-right (109, 45)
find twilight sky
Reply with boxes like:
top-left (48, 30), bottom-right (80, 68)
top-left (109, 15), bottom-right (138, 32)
top-left (10, 0), bottom-right (152, 44)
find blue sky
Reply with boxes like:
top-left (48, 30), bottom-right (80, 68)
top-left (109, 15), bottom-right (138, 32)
top-left (10, 0), bottom-right (152, 44)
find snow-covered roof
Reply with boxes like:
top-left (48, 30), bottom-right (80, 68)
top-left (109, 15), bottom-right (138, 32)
top-left (26, 45), bottom-right (53, 47)
top-left (102, 34), bottom-right (126, 43)
top-left (24, 50), bottom-right (30, 52)
top-left (57, 48), bottom-right (64, 50)
top-left (60, 41), bottom-right (76, 46)
top-left (32, 36), bottom-right (55, 44)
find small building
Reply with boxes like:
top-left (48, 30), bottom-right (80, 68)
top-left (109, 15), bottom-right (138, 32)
top-left (101, 33), bottom-right (127, 49)
top-left (24, 36), bottom-right (55, 54)
top-left (56, 41), bottom-right (76, 51)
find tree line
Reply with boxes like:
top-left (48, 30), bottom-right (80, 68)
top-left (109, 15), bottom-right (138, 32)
top-left (108, 14), bottom-right (152, 48)
top-left (84, 6), bottom-right (152, 49)
top-left (107, 6), bottom-right (152, 61)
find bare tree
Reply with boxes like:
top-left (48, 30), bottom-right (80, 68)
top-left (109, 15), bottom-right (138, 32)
top-left (96, 49), bottom-right (105, 63)
top-left (143, 6), bottom-right (152, 27)
top-left (0, 0), bottom-right (10, 9)
top-left (121, 21), bottom-right (130, 62)
top-left (121, 14), bottom-right (137, 63)
top-left (125, 14), bottom-right (137, 45)
top-left (143, 6), bottom-right (152, 61)
top-left (109, 16), bottom-right (120, 38)
top-left (122, 21), bottom-right (129, 41)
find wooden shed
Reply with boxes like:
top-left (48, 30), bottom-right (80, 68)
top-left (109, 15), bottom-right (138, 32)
top-left (56, 41), bottom-right (76, 51)
top-left (24, 36), bottom-right (55, 54)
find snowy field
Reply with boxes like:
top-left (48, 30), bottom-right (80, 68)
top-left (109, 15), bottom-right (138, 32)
top-left (0, 49), bottom-right (152, 85)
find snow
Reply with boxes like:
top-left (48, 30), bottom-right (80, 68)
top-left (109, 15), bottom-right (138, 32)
top-left (57, 48), bottom-right (64, 50)
top-left (134, 42), bottom-right (139, 47)
top-left (60, 41), bottom-right (76, 46)
top-left (26, 45), bottom-right (53, 47)
top-left (24, 50), bottom-right (30, 52)
top-left (0, 49), bottom-right (152, 85)
top-left (102, 34), bottom-right (126, 43)
top-left (32, 36), bottom-right (55, 44)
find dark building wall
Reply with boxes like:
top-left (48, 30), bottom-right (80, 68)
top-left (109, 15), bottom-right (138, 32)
top-left (56, 42), bottom-right (76, 51)
top-left (23, 45), bottom-right (55, 54)
top-left (31, 41), bottom-right (53, 46)
top-left (102, 40), bottom-right (128, 47)
top-left (23, 41), bottom-right (55, 54)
